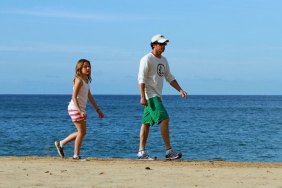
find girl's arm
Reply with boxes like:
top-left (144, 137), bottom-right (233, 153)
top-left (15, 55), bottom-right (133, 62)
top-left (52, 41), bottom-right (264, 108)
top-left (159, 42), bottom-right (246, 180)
top-left (72, 77), bottom-right (86, 118)
top-left (88, 90), bottom-right (104, 118)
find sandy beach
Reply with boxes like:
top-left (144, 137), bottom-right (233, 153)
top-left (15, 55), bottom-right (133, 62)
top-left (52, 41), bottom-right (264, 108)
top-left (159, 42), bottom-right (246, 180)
top-left (1, 157), bottom-right (282, 188)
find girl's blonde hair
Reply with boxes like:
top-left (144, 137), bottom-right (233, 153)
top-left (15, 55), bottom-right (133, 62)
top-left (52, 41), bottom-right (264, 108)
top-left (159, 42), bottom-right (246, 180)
top-left (74, 59), bottom-right (92, 83)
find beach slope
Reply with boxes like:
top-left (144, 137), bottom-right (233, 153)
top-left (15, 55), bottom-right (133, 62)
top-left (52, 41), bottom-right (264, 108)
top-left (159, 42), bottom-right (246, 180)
top-left (1, 157), bottom-right (282, 188)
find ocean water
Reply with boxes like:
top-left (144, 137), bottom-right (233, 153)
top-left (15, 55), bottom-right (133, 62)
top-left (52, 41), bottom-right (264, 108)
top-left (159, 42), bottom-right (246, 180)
top-left (1, 95), bottom-right (282, 162)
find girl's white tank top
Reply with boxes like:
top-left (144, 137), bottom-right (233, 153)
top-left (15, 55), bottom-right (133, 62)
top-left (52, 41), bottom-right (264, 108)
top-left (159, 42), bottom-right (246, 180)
top-left (68, 79), bottom-right (89, 112)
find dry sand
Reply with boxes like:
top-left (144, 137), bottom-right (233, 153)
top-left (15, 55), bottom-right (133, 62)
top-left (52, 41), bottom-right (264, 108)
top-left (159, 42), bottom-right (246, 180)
top-left (1, 156), bottom-right (282, 188)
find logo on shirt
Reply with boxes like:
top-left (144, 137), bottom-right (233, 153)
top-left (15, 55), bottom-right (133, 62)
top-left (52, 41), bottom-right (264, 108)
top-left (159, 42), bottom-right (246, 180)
top-left (157, 64), bottom-right (165, 77)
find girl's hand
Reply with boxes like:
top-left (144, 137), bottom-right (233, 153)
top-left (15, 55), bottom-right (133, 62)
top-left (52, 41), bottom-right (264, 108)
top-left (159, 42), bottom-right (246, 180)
top-left (80, 111), bottom-right (87, 120)
top-left (97, 109), bottom-right (104, 118)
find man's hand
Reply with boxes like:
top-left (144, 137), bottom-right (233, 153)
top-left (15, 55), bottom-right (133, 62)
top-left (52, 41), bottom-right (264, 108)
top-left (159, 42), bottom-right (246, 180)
top-left (180, 90), bottom-right (188, 98)
top-left (140, 97), bottom-right (148, 106)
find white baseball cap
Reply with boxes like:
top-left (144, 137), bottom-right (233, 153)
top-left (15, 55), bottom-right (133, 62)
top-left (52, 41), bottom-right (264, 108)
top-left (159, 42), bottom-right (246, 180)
top-left (151, 34), bottom-right (169, 43)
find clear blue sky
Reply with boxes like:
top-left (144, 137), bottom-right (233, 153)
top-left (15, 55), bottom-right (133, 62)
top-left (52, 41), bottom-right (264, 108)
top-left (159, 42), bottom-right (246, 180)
top-left (0, 0), bottom-right (281, 95)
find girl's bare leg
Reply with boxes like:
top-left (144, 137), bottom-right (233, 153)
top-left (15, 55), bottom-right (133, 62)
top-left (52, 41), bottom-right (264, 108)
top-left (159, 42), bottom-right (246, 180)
top-left (73, 121), bottom-right (86, 156)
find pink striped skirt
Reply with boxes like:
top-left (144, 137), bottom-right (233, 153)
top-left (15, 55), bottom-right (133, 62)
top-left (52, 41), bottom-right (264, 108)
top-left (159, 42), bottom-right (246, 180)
top-left (68, 109), bottom-right (86, 122)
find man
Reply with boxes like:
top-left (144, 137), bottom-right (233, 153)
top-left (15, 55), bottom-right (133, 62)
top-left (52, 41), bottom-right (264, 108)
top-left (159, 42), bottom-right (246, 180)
top-left (137, 34), bottom-right (188, 160)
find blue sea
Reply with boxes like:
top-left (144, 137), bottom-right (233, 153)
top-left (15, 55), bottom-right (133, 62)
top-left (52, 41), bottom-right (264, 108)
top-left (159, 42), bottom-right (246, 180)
top-left (1, 95), bottom-right (282, 162)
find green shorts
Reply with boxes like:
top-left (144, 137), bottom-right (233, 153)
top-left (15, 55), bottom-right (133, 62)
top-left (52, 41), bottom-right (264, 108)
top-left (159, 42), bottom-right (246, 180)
top-left (142, 96), bottom-right (169, 126)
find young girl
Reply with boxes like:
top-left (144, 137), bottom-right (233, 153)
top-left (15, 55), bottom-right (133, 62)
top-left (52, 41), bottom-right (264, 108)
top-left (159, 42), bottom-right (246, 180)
top-left (55, 59), bottom-right (104, 160)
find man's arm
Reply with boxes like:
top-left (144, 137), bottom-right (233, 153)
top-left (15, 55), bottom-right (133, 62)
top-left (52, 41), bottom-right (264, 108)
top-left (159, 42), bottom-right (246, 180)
top-left (139, 83), bottom-right (148, 106)
top-left (170, 80), bottom-right (188, 98)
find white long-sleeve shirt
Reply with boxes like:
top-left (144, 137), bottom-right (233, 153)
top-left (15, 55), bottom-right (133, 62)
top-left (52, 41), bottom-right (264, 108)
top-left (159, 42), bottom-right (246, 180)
top-left (138, 53), bottom-right (175, 99)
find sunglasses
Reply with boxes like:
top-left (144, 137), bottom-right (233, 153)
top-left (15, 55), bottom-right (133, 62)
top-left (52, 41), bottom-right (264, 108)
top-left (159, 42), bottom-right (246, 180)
top-left (157, 43), bottom-right (167, 46)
